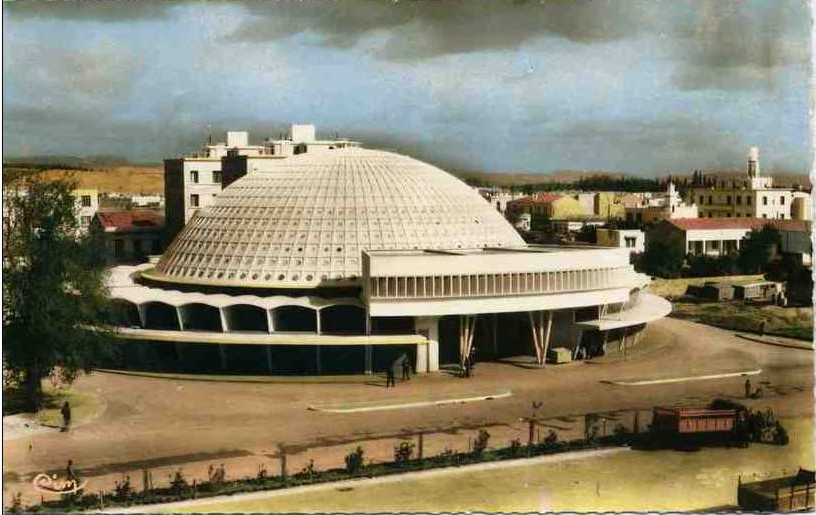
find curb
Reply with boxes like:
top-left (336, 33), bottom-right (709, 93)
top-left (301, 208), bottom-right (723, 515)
top-left (97, 446), bottom-right (629, 513)
top-left (607, 369), bottom-right (761, 386)
top-left (308, 391), bottom-right (513, 413)
top-left (734, 334), bottom-right (813, 351)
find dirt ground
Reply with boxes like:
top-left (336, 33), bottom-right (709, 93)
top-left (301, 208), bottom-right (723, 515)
top-left (3, 318), bottom-right (813, 508)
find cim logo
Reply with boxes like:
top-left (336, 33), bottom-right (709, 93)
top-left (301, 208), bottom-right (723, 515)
top-left (32, 473), bottom-right (87, 494)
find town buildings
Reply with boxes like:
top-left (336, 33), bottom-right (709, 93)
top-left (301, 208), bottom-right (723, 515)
top-left (625, 182), bottom-right (698, 224)
top-left (90, 210), bottom-right (165, 265)
top-left (688, 147), bottom-right (809, 220)
top-left (106, 145), bottom-right (669, 375)
top-left (73, 188), bottom-right (99, 233)
top-left (596, 228), bottom-right (645, 254)
top-left (645, 218), bottom-right (811, 264)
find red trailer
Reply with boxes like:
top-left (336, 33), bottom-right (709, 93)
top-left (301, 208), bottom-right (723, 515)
top-left (652, 407), bottom-right (738, 435)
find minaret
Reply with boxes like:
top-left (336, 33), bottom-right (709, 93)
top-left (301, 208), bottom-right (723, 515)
top-left (747, 146), bottom-right (760, 178)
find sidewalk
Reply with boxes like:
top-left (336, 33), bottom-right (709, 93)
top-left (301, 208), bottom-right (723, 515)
top-left (734, 333), bottom-right (813, 351)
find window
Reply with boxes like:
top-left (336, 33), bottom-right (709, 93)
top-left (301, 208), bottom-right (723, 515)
top-left (747, 196), bottom-right (752, 206)
top-left (726, 195), bottom-right (731, 205)
top-left (624, 236), bottom-right (637, 248)
top-left (190, 170), bottom-right (199, 183)
top-left (780, 196), bottom-right (785, 205)
top-left (114, 239), bottom-right (125, 258)
top-left (708, 195), bottom-right (713, 205)
top-left (699, 195), bottom-right (704, 205)
top-left (763, 196), bottom-right (768, 206)
top-left (80, 195), bottom-right (92, 207)
top-left (762, 214), bottom-right (767, 219)
top-left (736, 196), bottom-right (742, 205)
top-left (190, 194), bottom-right (200, 207)
top-left (213, 170), bottom-right (222, 183)
top-left (80, 215), bottom-right (92, 226)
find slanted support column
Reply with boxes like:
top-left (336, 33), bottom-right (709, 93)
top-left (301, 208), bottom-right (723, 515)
top-left (266, 309), bottom-right (275, 334)
top-left (528, 311), bottom-right (551, 367)
top-left (459, 315), bottom-right (477, 369)
top-left (218, 307), bottom-right (229, 370)
top-left (175, 307), bottom-right (185, 331)
top-left (315, 310), bottom-right (322, 335)
top-left (542, 311), bottom-right (553, 364)
top-left (136, 304), bottom-right (147, 328)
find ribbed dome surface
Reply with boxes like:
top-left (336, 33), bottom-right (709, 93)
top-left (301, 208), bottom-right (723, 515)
top-left (152, 148), bottom-right (525, 289)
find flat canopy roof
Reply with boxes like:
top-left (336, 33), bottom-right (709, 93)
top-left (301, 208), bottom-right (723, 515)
top-left (573, 293), bottom-right (671, 331)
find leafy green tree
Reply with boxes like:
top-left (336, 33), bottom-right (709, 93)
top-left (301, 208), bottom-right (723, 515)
top-left (3, 173), bottom-right (113, 410)
top-left (636, 240), bottom-right (684, 278)
top-left (737, 225), bottom-right (781, 274)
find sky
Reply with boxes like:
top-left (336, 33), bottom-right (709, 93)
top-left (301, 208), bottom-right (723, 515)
top-left (2, 0), bottom-right (812, 176)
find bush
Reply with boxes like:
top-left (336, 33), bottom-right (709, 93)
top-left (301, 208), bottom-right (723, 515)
top-left (113, 475), bottom-right (133, 502)
top-left (297, 459), bottom-right (317, 479)
top-left (344, 446), bottom-right (365, 474)
top-left (169, 469), bottom-right (189, 497)
top-left (473, 429), bottom-right (490, 455)
top-left (508, 438), bottom-right (522, 457)
top-left (544, 430), bottom-right (558, 445)
top-left (773, 422), bottom-right (789, 446)
top-left (393, 441), bottom-right (415, 465)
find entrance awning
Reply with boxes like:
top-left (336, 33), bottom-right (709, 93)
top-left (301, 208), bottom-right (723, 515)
top-left (573, 293), bottom-right (671, 331)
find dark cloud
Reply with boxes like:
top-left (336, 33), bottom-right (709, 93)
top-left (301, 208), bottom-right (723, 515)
top-left (232, 0), bottom-right (663, 59)
top-left (672, 1), bottom-right (810, 90)
top-left (4, 0), bottom-right (175, 22)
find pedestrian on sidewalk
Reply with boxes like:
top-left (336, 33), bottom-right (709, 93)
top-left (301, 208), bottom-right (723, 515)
top-left (758, 320), bottom-right (766, 337)
top-left (744, 378), bottom-right (752, 399)
top-left (386, 366), bottom-right (396, 388)
top-left (401, 357), bottom-right (411, 381)
top-left (60, 401), bottom-right (72, 432)
top-left (66, 460), bottom-right (78, 485)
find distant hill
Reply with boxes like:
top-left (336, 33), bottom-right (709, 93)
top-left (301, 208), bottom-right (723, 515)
top-left (3, 164), bottom-right (164, 194)
top-left (3, 154), bottom-right (161, 168)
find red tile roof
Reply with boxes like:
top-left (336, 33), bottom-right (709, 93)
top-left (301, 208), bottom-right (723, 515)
top-left (95, 210), bottom-right (164, 232)
top-left (510, 193), bottom-right (563, 205)
top-left (666, 217), bottom-right (810, 232)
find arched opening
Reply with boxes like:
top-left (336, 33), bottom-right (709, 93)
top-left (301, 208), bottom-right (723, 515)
top-left (371, 317), bottom-right (415, 335)
top-left (143, 302), bottom-right (180, 330)
top-left (179, 303), bottom-right (222, 332)
top-left (274, 306), bottom-right (317, 332)
top-left (319, 305), bottom-right (365, 334)
top-left (109, 299), bottom-right (142, 328)
top-left (225, 304), bottom-right (268, 332)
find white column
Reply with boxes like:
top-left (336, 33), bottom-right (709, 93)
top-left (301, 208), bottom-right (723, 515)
top-left (415, 316), bottom-right (439, 373)
top-left (219, 308), bottom-right (230, 332)
top-left (315, 309), bottom-right (321, 335)
top-left (415, 342), bottom-right (428, 373)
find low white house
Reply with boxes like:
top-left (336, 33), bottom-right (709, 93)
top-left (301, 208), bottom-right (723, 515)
top-left (596, 228), bottom-right (645, 254)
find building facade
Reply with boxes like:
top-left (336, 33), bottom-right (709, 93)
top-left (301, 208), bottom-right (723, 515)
top-left (91, 210), bottom-right (165, 264)
top-left (596, 228), bottom-right (645, 254)
top-left (107, 147), bottom-right (670, 376)
top-left (689, 147), bottom-right (799, 220)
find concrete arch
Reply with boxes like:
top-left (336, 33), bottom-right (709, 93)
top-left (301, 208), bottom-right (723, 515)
top-left (110, 299), bottom-right (142, 328)
top-left (319, 305), bottom-right (366, 335)
top-left (179, 303), bottom-right (223, 332)
top-left (273, 306), bottom-right (317, 332)
top-left (224, 304), bottom-right (269, 332)
top-left (142, 301), bottom-right (181, 330)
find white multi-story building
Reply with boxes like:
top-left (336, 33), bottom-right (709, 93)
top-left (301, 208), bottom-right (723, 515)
top-left (689, 147), bottom-right (798, 220)
top-left (73, 188), bottom-right (99, 233)
top-left (164, 126), bottom-right (359, 241)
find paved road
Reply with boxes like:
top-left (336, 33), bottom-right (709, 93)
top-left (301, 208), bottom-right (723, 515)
top-left (3, 318), bottom-right (813, 506)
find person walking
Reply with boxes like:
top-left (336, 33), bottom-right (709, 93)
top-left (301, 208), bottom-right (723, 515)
top-left (758, 320), bottom-right (767, 337)
top-left (386, 365), bottom-right (396, 388)
top-left (401, 356), bottom-right (411, 381)
top-left (744, 378), bottom-right (752, 399)
top-left (66, 460), bottom-right (78, 485)
top-left (60, 401), bottom-right (72, 433)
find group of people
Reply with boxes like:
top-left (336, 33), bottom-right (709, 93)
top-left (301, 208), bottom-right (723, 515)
top-left (385, 355), bottom-right (412, 387)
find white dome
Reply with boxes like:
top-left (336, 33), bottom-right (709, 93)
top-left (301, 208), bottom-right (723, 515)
top-left (152, 148), bottom-right (525, 289)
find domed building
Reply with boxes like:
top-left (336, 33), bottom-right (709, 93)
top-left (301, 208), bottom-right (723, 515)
top-left (107, 144), bottom-right (670, 375)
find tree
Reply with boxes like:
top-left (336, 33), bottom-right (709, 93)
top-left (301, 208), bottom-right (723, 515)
top-left (737, 225), bottom-right (781, 274)
top-left (636, 240), bottom-right (684, 278)
top-left (3, 173), bottom-right (113, 410)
